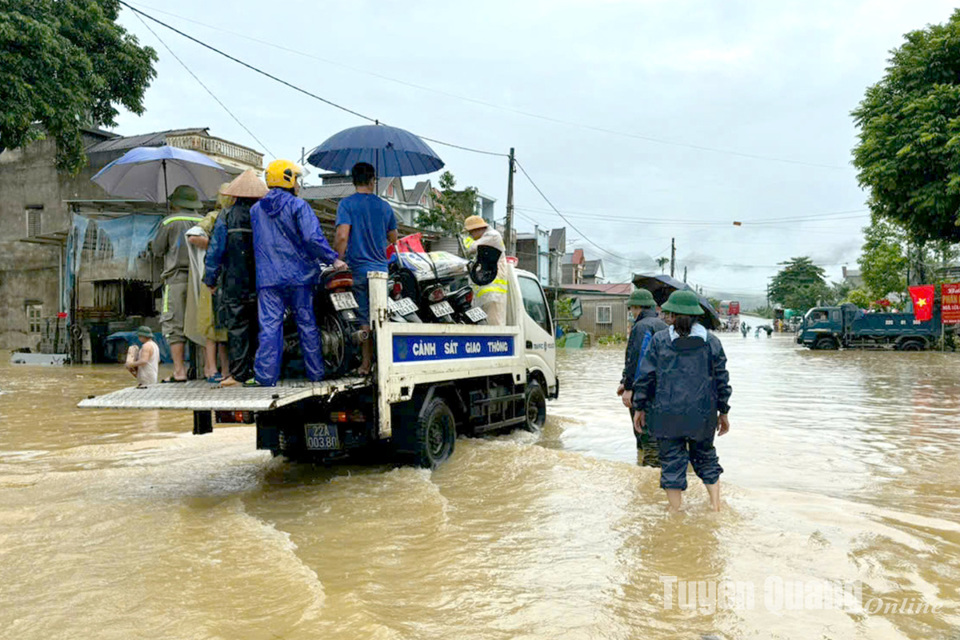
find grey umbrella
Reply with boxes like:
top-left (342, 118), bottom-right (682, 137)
top-left (631, 273), bottom-right (722, 330)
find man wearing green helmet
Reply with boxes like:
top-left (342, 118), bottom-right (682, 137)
top-left (632, 289), bottom-right (732, 512)
top-left (618, 287), bottom-right (668, 465)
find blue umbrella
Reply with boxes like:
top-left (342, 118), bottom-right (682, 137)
top-left (92, 146), bottom-right (228, 205)
top-left (306, 124), bottom-right (444, 177)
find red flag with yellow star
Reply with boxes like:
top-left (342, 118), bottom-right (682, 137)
top-left (909, 285), bottom-right (935, 321)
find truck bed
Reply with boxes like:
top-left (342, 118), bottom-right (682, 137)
top-left (78, 377), bottom-right (369, 412)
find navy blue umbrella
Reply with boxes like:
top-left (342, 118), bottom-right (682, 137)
top-left (306, 124), bottom-right (444, 177)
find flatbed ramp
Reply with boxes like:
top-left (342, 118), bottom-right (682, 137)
top-left (78, 377), bottom-right (369, 412)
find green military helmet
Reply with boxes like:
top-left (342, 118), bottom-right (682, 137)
top-left (168, 185), bottom-right (202, 210)
top-left (661, 289), bottom-right (704, 316)
top-left (628, 288), bottom-right (657, 308)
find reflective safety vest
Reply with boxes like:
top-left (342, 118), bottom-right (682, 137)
top-left (462, 235), bottom-right (475, 251)
top-left (477, 276), bottom-right (508, 300)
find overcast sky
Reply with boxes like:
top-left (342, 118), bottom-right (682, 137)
top-left (112, 0), bottom-right (958, 300)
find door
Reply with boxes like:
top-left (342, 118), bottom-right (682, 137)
top-left (517, 274), bottom-right (557, 392)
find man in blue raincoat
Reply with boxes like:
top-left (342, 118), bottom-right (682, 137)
top-left (251, 160), bottom-right (345, 386)
top-left (618, 288), bottom-right (668, 465)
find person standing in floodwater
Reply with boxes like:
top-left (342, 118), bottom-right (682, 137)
top-left (632, 290), bottom-right (731, 512)
top-left (618, 288), bottom-right (667, 466)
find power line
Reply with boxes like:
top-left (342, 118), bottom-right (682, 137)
top-left (514, 205), bottom-right (869, 226)
top-left (515, 160), bottom-right (650, 268)
top-left (131, 11), bottom-right (276, 158)
top-left (119, 1), bottom-right (505, 158)
top-left (124, 1), bottom-right (847, 170)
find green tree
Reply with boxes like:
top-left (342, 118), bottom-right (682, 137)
top-left (768, 257), bottom-right (830, 312)
top-left (844, 288), bottom-right (874, 309)
top-left (0, 0), bottom-right (157, 173)
top-left (851, 10), bottom-right (960, 243)
top-left (417, 171), bottom-right (478, 237)
top-left (858, 214), bottom-right (908, 299)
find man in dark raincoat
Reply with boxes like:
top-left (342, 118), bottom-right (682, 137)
top-left (633, 290), bottom-right (731, 512)
top-left (251, 160), bottom-right (345, 386)
top-left (618, 288), bottom-right (668, 465)
top-left (204, 170), bottom-right (268, 386)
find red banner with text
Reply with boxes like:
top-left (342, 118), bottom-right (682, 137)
top-left (941, 283), bottom-right (960, 324)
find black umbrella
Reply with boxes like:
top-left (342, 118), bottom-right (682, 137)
top-left (631, 273), bottom-right (722, 330)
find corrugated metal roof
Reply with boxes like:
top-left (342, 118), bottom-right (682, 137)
top-left (302, 184), bottom-right (356, 200)
top-left (85, 128), bottom-right (209, 154)
top-left (560, 283), bottom-right (633, 296)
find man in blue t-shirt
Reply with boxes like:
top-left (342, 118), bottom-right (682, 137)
top-left (335, 162), bottom-right (398, 375)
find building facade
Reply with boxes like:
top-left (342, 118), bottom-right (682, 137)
top-left (0, 127), bottom-right (262, 353)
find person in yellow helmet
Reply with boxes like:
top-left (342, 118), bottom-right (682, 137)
top-left (463, 215), bottom-right (508, 325)
top-left (251, 159), bottom-right (345, 386)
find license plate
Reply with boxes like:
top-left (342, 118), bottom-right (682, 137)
top-left (330, 292), bottom-right (359, 311)
top-left (430, 301), bottom-right (454, 317)
top-left (389, 297), bottom-right (419, 316)
top-left (465, 307), bottom-right (487, 322)
top-left (305, 424), bottom-right (340, 450)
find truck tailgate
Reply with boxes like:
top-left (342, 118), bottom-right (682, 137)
top-left (78, 377), bottom-right (369, 412)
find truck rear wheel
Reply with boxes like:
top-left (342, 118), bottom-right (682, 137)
top-left (523, 380), bottom-right (547, 433)
top-left (413, 396), bottom-right (456, 468)
top-left (899, 339), bottom-right (925, 351)
top-left (815, 337), bottom-right (838, 350)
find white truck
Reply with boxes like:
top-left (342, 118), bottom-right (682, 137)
top-left (79, 267), bottom-right (558, 468)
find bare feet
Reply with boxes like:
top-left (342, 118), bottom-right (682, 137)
top-left (219, 376), bottom-right (238, 388)
top-left (705, 483), bottom-right (721, 512)
top-left (666, 488), bottom-right (683, 512)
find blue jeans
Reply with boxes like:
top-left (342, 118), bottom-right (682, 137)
top-left (658, 437), bottom-right (723, 490)
top-left (254, 285), bottom-right (324, 386)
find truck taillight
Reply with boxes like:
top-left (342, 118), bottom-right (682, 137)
top-left (215, 410), bottom-right (254, 424)
top-left (330, 410), bottom-right (366, 423)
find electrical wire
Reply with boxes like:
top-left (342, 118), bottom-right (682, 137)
top-left (124, 0), bottom-right (847, 170)
top-left (131, 11), bottom-right (276, 158)
top-left (119, 1), bottom-right (506, 158)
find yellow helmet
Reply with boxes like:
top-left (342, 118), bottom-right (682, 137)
top-left (265, 159), bottom-right (302, 189)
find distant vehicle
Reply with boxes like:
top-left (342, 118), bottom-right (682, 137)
top-left (718, 300), bottom-right (740, 332)
top-left (796, 303), bottom-right (938, 351)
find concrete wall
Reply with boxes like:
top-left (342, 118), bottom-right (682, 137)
top-left (0, 131), bottom-right (117, 349)
top-left (0, 138), bottom-right (65, 349)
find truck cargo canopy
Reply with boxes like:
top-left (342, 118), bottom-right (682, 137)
top-left (78, 377), bottom-right (369, 412)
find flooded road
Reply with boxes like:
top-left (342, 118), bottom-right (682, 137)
top-left (1, 332), bottom-right (959, 639)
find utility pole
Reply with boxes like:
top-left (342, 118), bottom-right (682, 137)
top-left (683, 265), bottom-right (687, 283)
top-left (505, 147), bottom-right (516, 256)
top-left (670, 237), bottom-right (676, 278)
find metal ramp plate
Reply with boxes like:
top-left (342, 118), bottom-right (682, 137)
top-left (78, 377), bottom-right (369, 411)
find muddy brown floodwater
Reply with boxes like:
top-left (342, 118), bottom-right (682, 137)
top-left (1, 330), bottom-right (959, 639)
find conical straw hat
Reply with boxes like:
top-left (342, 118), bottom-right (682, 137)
top-left (222, 169), bottom-right (268, 199)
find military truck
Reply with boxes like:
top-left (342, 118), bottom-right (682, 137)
top-left (796, 303), bottom-right (939, 351)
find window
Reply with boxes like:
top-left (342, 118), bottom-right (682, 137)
top-left (26, 304), bottom-right (43, 333)
top-left (518, 275), bottom-right (552, 334)
top-left (25, 206), bottom-right (43, 237)
top-left (596, 305), bottom-right (613, 325)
